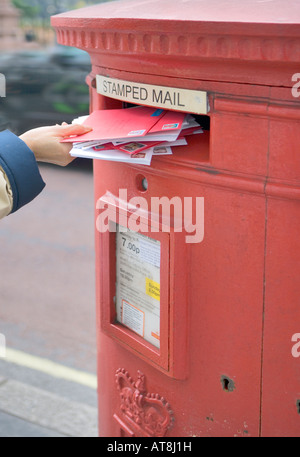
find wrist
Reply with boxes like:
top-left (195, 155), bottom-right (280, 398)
top-left (19, 134), bottom-right (37, 159)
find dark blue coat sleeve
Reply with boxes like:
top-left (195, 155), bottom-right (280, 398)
top-left (0, 130), bottom-right (45, 214)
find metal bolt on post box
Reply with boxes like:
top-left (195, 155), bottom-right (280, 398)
top-left (52, 0), bottom-right (300, 438)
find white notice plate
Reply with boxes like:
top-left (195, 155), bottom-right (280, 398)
top-left (115, 226), bottom-right (161, 349)
top-left (97, 75), bottom-right (209, 115)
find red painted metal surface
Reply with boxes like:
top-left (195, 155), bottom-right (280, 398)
top-left (52, 0), bottom-right (300, 437)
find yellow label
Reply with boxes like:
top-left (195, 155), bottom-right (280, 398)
top-left (151, 332), bottom-right (160, 341)
top-left (146, 278), bottom-right (160, 301)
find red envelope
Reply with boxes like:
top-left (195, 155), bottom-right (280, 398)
top-left (62, 106), bottom-right (166, 143)
top-left (148, 110), bottom-right (186, 133)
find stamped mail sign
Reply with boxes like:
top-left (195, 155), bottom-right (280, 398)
top-left (97, 75), bottom-right (208, 114)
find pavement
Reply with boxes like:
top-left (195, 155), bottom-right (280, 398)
top-left (0, 353), bottom-right (98, 437)
top-left (0, 161), bottom-right (99, 437)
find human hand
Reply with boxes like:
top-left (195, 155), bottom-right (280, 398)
top-left (19, 123), bottom-right (92, 166)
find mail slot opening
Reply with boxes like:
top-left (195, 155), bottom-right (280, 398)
top-left (73, 97), bottom-right (210, 165)
top-left (196, 114), bottom-right (210, 132)
top-left (121, 102), bottom-right (211, 164)
top-left (123, 101), bottom-right (210, 131)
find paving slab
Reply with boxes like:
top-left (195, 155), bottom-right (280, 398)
top-left (0, 379), bottom-right (98, 437)
top-left (0, 411), bottom-right (67, 438)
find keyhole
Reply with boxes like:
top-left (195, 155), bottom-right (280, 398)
top-left (223, 378), bottom-right (230, 390)
top-left (221, 375), bottom-right (235, 392)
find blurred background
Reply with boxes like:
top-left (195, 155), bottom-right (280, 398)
top-left (0, 0), bottom-right (102, 134)
top-left (0, 0), bottom-right (115, 437)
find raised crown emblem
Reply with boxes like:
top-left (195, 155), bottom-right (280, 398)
top-left (114, 368), bottom-right (174, 437)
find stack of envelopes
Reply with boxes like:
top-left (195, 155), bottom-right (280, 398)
top-left (63, 106), bottom-right (203, 166)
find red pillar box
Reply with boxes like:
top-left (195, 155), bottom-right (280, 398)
top-left (52, 0), bottom-right (300, 437)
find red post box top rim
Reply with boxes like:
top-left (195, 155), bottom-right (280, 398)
top-left (52, 0), bottom-right (300, 89)
top-left (52, 0), bottom-right (300, 26)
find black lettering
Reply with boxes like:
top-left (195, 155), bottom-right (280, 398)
top-left (132, 86), bottom-right (139, 100)
top-left (111, 82), bottom-right (117, 95)
top-left (103, 80), bottom-right (108, 93)
top-left (177, 92), bottom-right (185, 107)
top-left (106, 81), bottom-right (112, 93)
top-left (117, 84), bottom-right (125, 97)
top-left (140, 87), bottom-right (148, 101)
top-left (153, 89), bottom-right (163, 104)
top-left (125, 85), bottom-right (132, 97)
top-left (163, 91), bottom-right (173, 104)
